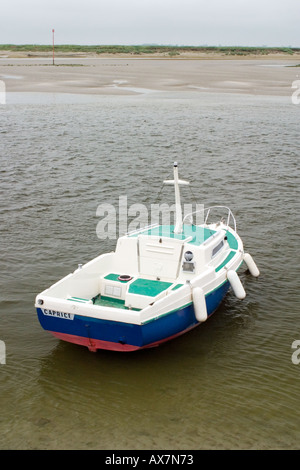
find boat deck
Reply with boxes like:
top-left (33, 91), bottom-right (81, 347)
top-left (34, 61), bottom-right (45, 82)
top-left (129, 224), bottom-right (239, 250)
top-left (67, 225), bottom-right (240, 311)
top-left (95, 276), bottom-right (184, 311)
top-left (68, 275), bottom-right (184, 311)
top-left (129, 224), bottom-right (215, 246)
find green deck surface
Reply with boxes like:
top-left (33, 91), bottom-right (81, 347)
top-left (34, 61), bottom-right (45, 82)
top-left (128, 278), bottom-right (173, 297)
top-left (129, 224), bottom-right (239, 251)
top-left (215, 250), bottom-right (236, 272)
top-left (93, 295), bottom-right (140, 311)
top-left (68, 297), bottom-right (90, 303)
top-left (94, 295), bottom-right (125, 308)
top-left (130, 224), bottom-right (215, 246)
top-left (172, 283), bottom-right (184, 290)
top-left (225, 230), bottom-right (239, 250)
top-left (104, 273), bottom-right (133, 282)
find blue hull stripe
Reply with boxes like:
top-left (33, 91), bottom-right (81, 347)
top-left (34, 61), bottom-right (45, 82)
top-left (37, 281), bottom-right (230, 348)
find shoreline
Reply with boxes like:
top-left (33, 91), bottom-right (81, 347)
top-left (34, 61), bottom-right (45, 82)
top-left (1, 53), bottom-right (299, 97)
top-left (1, 48), bottom-right (300, 61)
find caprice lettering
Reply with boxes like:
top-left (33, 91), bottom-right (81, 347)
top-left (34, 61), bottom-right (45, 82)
top-left (42, 309), bottom-right (74, 320)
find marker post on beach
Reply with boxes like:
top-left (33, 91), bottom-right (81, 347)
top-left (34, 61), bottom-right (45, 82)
top-left (52, 29), bottom-right (55, 65)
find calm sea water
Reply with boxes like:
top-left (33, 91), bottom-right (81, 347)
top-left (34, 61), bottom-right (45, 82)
top-left (0, 90), bottom-right (299, 450)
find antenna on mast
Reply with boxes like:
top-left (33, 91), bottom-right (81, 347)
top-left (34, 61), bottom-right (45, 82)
top-left (163, 162), bottom-right (189, 234)
top-left (52, 29), bottom-right (55, 66)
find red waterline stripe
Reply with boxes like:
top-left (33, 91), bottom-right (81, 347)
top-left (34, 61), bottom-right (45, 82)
top-left (50, 322), bottom-right (199, 352)
top-left (51, 331), bottom-right (139, 352)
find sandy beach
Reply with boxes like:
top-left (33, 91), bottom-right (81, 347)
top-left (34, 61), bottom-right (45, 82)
top-left (0, 51), bottom-right (299, 97)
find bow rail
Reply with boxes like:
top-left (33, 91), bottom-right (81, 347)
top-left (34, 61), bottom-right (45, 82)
top-left (182, 205), bottom-right (237, 232)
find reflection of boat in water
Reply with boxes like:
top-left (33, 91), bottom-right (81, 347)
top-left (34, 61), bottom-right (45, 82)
top-left (35, 162), bottom-right (259, 352)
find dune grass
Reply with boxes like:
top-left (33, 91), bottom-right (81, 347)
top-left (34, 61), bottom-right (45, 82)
top-left (0, 44), bottom-right (299, 56)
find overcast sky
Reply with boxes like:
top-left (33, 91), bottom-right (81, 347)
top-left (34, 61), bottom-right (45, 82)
top-left (1, 0), bottom-right (299, 47)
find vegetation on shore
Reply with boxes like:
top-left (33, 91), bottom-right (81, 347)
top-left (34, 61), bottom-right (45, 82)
top-left (0, 44), bottom-right (299, 56)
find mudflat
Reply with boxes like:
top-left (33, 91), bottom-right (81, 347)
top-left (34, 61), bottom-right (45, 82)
top-left (0, 52), bottom-right (299, 96)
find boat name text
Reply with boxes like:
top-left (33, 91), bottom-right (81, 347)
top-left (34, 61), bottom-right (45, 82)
top-left (42, 309), bottom-right (74, 320)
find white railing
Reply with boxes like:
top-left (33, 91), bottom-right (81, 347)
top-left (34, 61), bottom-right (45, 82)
top-left (182, 205), bottom-right (237, 232)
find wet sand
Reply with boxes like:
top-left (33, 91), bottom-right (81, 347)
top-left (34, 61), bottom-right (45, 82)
top-left (0, 53), bottom-right (299, 96)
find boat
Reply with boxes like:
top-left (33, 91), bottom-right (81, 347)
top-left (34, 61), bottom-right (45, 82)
top-left (35, 162), bottom-right (260, 352)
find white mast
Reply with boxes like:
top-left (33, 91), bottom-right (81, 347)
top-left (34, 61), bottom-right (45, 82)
top-left (163, 162), bottom-right (189, 234)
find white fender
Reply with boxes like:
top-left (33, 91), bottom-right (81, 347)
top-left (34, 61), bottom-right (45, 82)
top-left (192, 287), bottom-right (207, 322)
top-left (244, 253), bottom-right (260, 277)
top-left (227, 270), bottom-right (246, 300)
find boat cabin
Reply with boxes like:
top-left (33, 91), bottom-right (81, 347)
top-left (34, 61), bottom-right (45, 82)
top-left (94, 222), bottom-right (235, 311)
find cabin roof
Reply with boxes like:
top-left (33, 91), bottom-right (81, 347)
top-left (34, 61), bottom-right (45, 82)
top-left (129, 224), bottom-right (216, 246)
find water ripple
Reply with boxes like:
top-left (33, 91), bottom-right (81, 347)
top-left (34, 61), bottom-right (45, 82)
top-left (0, 92), bottom-right (299, 450)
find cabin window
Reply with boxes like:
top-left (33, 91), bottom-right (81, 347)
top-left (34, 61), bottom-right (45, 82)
top-left (212, 240), bottom-right (224, 258)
